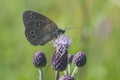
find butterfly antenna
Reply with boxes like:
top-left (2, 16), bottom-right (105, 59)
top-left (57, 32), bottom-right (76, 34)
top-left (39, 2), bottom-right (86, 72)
top-left (64, 26), bottom-right (80, 31)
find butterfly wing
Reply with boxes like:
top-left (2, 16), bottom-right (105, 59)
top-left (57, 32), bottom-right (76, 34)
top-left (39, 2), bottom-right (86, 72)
top-left (23, 11), bottom-right (64, 46)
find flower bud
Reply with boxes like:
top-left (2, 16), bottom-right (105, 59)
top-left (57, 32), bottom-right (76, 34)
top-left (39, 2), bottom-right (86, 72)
top-left (32, 51), bottom-right (47, 68)
top-left (59, 75), bottom-right (74, 80)
top-left (51, 45), bottom-right (68, 71)
top-left (72, 51), bottom-right (86, 67)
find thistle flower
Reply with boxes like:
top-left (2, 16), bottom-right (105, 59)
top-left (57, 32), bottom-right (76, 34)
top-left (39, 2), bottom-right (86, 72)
top-left (32, 51), bottom-right (47, 68)
top-left (51, 45), bottom-right (68, 71)
top-left (72, 51), bottom-right (86, 67)
top-left (54, 34), bottom-right (71, 48)
top-left (58, 75), bottom-right (74, 80)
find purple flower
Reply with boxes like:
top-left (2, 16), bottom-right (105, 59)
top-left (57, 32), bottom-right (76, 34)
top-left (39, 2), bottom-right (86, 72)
top-left (72, 51), bottom-right (86, 67)
top-left (51, 45), bottom-right (68, 71)
top-left (32, 51), bottom-right (47, 68)
top-left (54, 34), bottom-right (71, 48)
top-left (59, 75), bottom-right (74, 80)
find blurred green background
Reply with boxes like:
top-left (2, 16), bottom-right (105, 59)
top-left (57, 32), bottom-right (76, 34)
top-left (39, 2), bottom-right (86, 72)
top-left (0, 0), bottom-right (120, 80)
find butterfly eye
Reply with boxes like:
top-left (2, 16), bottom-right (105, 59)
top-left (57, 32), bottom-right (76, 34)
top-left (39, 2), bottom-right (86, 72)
top-left (58, 29), bottom-right (65, 33)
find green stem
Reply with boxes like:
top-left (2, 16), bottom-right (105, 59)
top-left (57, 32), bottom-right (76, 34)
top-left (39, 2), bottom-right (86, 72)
top-left (71, 66), bottom-right (78, 77)
top-left (39, 68), bottom-right (43, 80)
top-left (64, 71), bottom-right (67, 75)
top-left (68, 64), bottom-right (71, 75)
top-left (55, 71), bottom-right (59, 80)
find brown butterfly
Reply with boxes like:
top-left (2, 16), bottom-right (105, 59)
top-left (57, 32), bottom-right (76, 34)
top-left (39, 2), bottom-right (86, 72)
top-left (23, 11), bottom-right (65, 46)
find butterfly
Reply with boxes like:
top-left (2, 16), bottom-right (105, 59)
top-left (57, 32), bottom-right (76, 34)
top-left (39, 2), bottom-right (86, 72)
top-left (23, 11), bottom-right (65, 46)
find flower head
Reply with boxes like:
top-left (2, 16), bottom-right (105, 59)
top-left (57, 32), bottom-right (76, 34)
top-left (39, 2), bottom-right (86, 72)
top-left (51, 45), bottom-right (68, 71)
top-left (59, 75), bottom-right (74, 80)
top-left (54, 34), bottom-right (71, 48)
top-left (72, 51), bottom-right (86, 67)
top-left (32, 51), bottom-right (47, 68)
